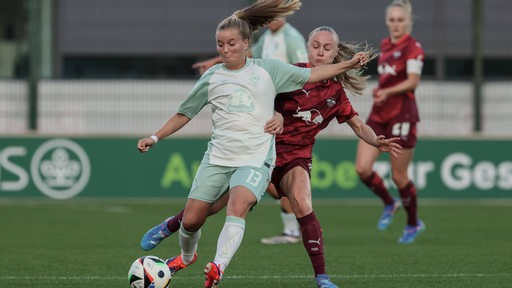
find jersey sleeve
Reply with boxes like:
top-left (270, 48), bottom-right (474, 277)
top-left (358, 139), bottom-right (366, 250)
top-left (335, 92), bottom-right (359, 123)
top-left (406, 41), bottom-right (424, 75)
top-left (176, 71), bottom-right (212, 118)
top-left (260, 59), bottom-right (310, 94)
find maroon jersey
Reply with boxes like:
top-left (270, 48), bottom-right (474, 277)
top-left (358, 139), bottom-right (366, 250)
top-left (368, 34), bottom-right (424, 123)
top-left (274, 63), bottom-right (358, 166)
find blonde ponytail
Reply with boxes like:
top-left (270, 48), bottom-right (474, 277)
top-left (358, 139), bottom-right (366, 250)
top-left (218, 0), bottom-right (302, 40)
top-left (335, 42), bottom-right (379, 95)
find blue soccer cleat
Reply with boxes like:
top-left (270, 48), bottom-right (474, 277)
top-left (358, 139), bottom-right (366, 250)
top-left (140, 216), bottom-right (174, 251)
top-left (377, 199), bottom-right (401, 230)
top-left (315, 274), bottom-right (339, 288)
top-left (398, 220), bottom-right (426, 244)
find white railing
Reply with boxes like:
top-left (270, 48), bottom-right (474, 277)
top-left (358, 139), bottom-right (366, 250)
top-left (1, 80), bottom-right (511, 137)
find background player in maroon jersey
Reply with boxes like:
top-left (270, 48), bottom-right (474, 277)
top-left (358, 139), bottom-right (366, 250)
top-left (139, 26), bottom-right (400, 288)
top-left (355, 0), bottom-right (426, 244)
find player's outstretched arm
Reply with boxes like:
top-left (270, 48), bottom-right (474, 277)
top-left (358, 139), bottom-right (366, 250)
top-left (308, 52), bottom-right (368, 83)
top-left (346, 115), bottom-right (402, 158)
top-left (137, 113), bottom-right (191, 153)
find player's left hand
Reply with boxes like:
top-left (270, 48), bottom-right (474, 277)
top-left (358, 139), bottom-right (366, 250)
top-left (264, 111), bottom-right (284, 134)
top-left (376, 136), bottom-right (403, 158)
top-left (373, 88), bottom-right (389, 106)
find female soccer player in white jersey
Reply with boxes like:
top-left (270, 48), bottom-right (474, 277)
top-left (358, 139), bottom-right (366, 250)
top-left (193, 16), bottom-right (309, 244)
top-left (137, 1), bottom-right (368, 287)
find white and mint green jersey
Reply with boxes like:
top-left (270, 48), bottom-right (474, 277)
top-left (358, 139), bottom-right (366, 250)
top-left (177, 58), bottom-right (310, 167)
top-left (251, 23), bottom-right (308, 64)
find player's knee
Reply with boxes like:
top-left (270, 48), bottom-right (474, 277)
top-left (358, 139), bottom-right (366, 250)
top-left (227, 197), bottom-right (255, 218)
top-left (181, 220), bottom-right (202, 233)
top-left (355, 164), bottom-right (371, 179)
top-left (391, 172), bottom-right (409, 187)
top-left (292, 199), bottom-right (312, 217)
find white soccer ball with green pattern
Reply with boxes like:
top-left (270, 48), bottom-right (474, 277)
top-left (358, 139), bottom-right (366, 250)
top-left (128, 256), bottom-right (171, 288)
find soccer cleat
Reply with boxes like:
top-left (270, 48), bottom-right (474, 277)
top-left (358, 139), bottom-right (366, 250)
top-left (204, 262), bottom-right (223, 288)
top-left (377, 199), bottom-right (401, 230)
top-left (260, 233), bottom-right (301, 245)
top-left (140, 216), bottom-right (174, 251)
top-left (398, 220), bottom-right (426, 244)
top-left (165, 252), bottom-right (197, 275)
top-left (315, 274), bottom-right (339, 288)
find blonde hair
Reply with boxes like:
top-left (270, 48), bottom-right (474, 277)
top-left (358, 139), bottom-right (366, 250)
top-left (308, 26), bottom-right (379, 96)
top-left (217, 0), bottom-right (301, 41)
top-left (387, 0), bottom-right (413, 33)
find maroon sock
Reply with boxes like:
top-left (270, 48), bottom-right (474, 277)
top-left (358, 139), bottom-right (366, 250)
top-left (361, 171), bottom-right (394, 205)
top-left (398, 181), bottom-right (418, 226)
top-left (297, 212), bottom-right (325, 276)
top-left (166, 209), bottom-right (184, 233)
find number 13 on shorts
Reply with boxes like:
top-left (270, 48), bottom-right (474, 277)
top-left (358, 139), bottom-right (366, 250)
top-left (246, 169), bottom-right (263, 187)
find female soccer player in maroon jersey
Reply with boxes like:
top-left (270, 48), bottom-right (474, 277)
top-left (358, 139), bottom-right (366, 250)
top-left (139, 25), bottom-right (399, 287)
top-left (261, 26), bottom-right (402, 288)
top-left (355, 0), bottom-right (426, 244)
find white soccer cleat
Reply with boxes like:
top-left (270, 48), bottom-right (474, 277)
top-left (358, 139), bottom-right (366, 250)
top-left (260, 233), bottom-right (301, 245)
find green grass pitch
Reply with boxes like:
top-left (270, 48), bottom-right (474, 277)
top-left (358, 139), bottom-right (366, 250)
top-left (1, 198), bottom-right (511, 287)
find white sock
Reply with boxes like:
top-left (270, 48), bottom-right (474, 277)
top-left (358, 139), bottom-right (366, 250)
top-left (281, 212), bottom-right (300, 237)
top-left (179, 225), bottom-right (201, 264)
top-left (213, 216), bottom-right (245, 271)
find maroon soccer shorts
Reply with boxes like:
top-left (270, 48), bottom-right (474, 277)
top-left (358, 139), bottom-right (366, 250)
top-left (271, 158), bottom-right (312, 198)
top-left (367, 119), bottom-right (418, 149)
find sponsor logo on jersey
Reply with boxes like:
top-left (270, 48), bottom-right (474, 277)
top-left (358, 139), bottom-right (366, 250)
top-left (228, 89), bottom-right (255, 112)
top-left (377, 63), bottom-right (397, 76)
top-left (326, 97), bottom-right (336, 107)
top-left (293, 107), bottom-right (323, 124)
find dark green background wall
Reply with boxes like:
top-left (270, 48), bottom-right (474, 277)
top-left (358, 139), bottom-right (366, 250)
top-left (0, 137), bottom-right (510, 199)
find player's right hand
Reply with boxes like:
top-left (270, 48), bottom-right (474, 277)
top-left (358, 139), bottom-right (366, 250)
top-left (137, 138), bottom-right (155, 153)
top-left (352, 52), bottom-right (369, 68)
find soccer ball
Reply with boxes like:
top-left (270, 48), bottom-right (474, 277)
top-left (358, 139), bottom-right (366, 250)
top-left (128, 256), bottom-right (171, 288)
